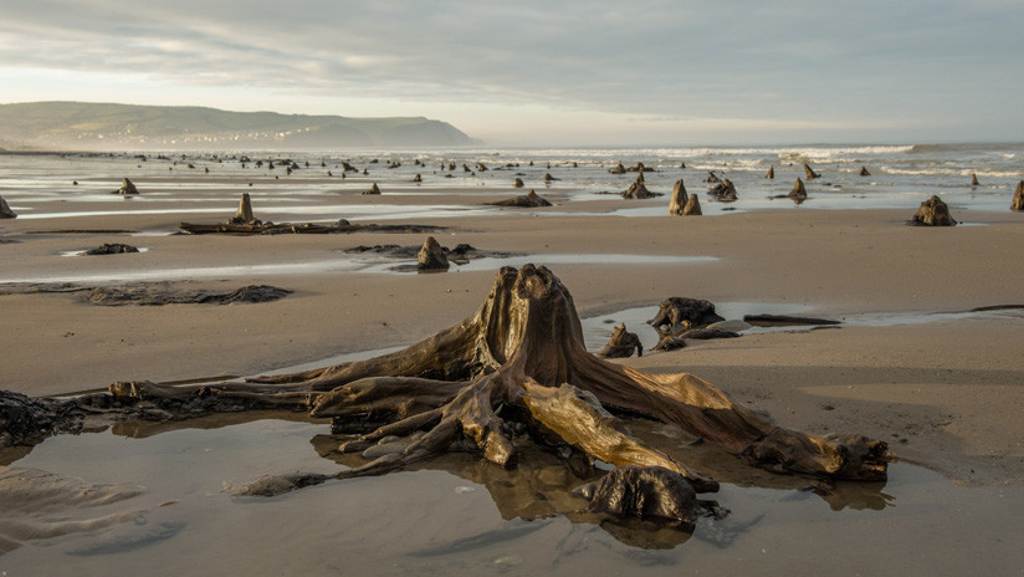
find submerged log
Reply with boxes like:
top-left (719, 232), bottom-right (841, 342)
top-left (363, 183), bottom-right (382, 195)
top-left (2, 266), bottom-right (889, 523)
top-left (113, 178), bottom-right (139, 196)
top-left (860, 166), bottom-right (871, 177)
top-left (908, 195), bottom-right (957, 227)
top-left (489, 190), bottom-right (552, 207)
top-left (597, 324), bottom-right (643, 358)
top-left (85, 243), bottom-right (140, 255)
top-left (416, 236), bottom-right (450, 271)
top-left (803, 163), bottom-right (820, 180)
top-left (0, 195), bottom-right (16, 219)
top-left (1012, 181), bottom-right (1024, 211)
top-left (668, 179), bottom-right (688, 216)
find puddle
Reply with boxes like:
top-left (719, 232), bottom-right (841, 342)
top-left (0, 415), bottom-right (1020, 576)
top-left (0, 254), bottom-right (716, 284)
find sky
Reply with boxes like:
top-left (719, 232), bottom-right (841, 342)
top-left (1, 0), bottom-right (1022, 145)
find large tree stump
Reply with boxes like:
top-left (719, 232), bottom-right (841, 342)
top-left (2, 266), bottom-right (889, 521)
top-left (416, 236), bottom-right (450, 271)
top-left (668, 179), bottom-right (688, 216)
top-left (230, 193), bottom-right (259, 225)
top-left (1011, 180), bottom-right (1024, 212)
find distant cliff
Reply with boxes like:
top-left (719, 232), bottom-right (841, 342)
top-left (0, 102), bottom-right (477, 150)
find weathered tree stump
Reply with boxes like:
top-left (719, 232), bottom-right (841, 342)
top-left (413, 173), bottom-right (422, 183)
top-left (803, 163), bottom-right (820, 180)
top-left (668, 179), bottom-right (688, 215)
top-left (1, 266), bottom-right (889, 524)
top-left (609, 162), bottom-right (627, 175)
top-left (85, 243), bottom-right (140, 255)
top-left (0, 195), bottom-right (16, 219)
top-left (514, 177), bottom-right (525, 188)
top-left (597, 323), bottom-right (643, 358)
top-left (1011, 181), bottom-right (1024, 211)
top-left (970, 173), bottom-right (980, 187)
top-left (544, 172), bottom-right (559, 182)
top-left (860, 166), bottom-right (871, 177)
top-left (683, 194), bottom-right (702, 216)
top-left (416, 236), bottom-right (450, 271)
top-left (624, 174), bottom-right (659, 199)
top-left (489, 190), bottom-right (552, 207)
top-left (113, 178), bottom-right (139, 196)
top-left (765, 166), bottom-right (775, 179)
top-left (908, 195), bottom-right (957, 226)
top-left (789, 178), bottom-right (808, 202)
top-left (230, 192), bottom-right (259, 225)
top-left (707, 179), bottom-right (737, 202)
top-left (363, 183), bottom-right (382, 195)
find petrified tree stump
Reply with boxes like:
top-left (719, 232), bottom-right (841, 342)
top-left (908, 195), bottom-right (957, 226)
top-left (85, 243), bottom-right (140, 255)
top-left (609, 162), bottom-right (627, 175)
top-left (624, 174), bottom-right (659, 199)
top-left (113, 178), bottom-right (139, 196)
top-left (2, 266), bottom-right (889, 523)
top-left (490, 190), bottom-right (552, 207)
top-left (683, 194), bottom-right (702, 216)
top-left (860, 166), bottom-right (871, 177)
top-left (765, 166), bottom-right (775, 179)
top-left (416, 236), bottom-right (450, 271)
top-left (970, 173), bottom-right (979, 187)
top-left (803, 163), bottom-right (820, 180)
top-left (514, 177), bottom-right (525, 188)
top-left (597, 323), bottom-right (643, 358)
top-left (363, 183), bottom-right (382, 195)
top-left (1011, 181), bottom-right (1024, 211)
top-left (230, 193), bottom-right (259, 225)
top-left (668, 179), bottom-right (688, 215)
top-left (544, 172), bottom-right (559, 182)
top-left (0, 195), bottom-right (16, 219)
top-left (413, 174), bottom-right (423, 183)
top-left (707, 179), bottom-right (737, 202)
top-left (789, 178), bottom-right (808, 202)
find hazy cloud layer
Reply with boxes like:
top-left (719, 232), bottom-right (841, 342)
top-left (1, 0), bottom-right (1022, 143)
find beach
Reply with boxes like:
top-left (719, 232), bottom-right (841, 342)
top-left (1, 147), bottom-right (1023, 575)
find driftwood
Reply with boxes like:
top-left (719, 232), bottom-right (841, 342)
top-left (908, 195), bottom-right (957, 226)
top-left (597, 323), bottom-right (643, 358)
top-left (648, 297), bottom-right (725, 335)
top-left (1011, 180), bottom-right (1024, 211)
top-left (1, 266), bottom-right (888, 527)
top-left (489, 190), bottom-right (552, 207)
top-left (0, 195), bottom-right (18, 219)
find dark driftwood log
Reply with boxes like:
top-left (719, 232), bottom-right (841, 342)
top-left (668, 179), bottom-right (688, 216)
top-left (1011, 181), bottom-right (1024, 212)
top-left (648, 297), bottom-right (725, 335)
top-left (489, 190), bottom-right (552, 207)
top-left (803, 163), bottom-right (820, 180)
top-left (85, 243), bottom-right (139, 255)
top-left (0, 195), bottom-right (16, 219)
top-left (598, 323), bottom-right (643, 358)
top-left (1, 266), bottom-right (888, 521)
top-left (744, 314), bottom-right (841, 327)
top-left (908, 195), bottom-right (957, 226)
top-left (416, 236), bottom-right (450, 271)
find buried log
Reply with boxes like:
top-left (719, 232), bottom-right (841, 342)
top-left (0, 195), bottom-right (17, 219)
top-left (908, 195), bottom-right (957, 226)
top-left (85, 243), bottom-right (140, 255)
top-left (416, 236), bottom-right (450, 271)
top-left (597, 323), bottom-right (643, 358)
top-left (489, 190), bottom-right (552, 207)
top-left (1011, 180), bottom-right (1024, 211)
top-left (1, 266), bottom-right (889, 521)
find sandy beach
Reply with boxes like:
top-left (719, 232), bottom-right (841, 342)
top-left (1, 150), bottom-right (1023, 575)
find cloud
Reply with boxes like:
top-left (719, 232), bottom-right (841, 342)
top-left (0, 0), bottom-right (1021, 143)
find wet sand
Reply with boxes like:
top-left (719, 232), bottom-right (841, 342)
top-left (2, 153), bottom-right (1024, 575)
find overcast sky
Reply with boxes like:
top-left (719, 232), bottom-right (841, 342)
top-left (1, 0), bottom-right (1021, 145)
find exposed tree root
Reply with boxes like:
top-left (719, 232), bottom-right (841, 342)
top-left (1, 265), bottom-right (888, 524)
